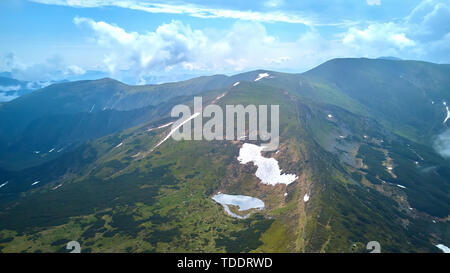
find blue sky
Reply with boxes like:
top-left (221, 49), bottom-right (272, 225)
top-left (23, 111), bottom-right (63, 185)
top-left (0, 0), bottom-right (449, 84)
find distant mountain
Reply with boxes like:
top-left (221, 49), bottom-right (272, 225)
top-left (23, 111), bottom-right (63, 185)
top-left (0, 76), bottom-right (33, 102)
top-left (0, 75), bottom-right (236, 170)
top-left (0, 58), bottom-right (448, 253)
top-left (0, 73), bottom-right (63, 102)
top-left (377, 56), bottom-right (403, 61)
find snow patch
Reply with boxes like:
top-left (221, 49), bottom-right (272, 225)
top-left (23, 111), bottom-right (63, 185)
top-left (52, 184), bottom-right (63, 190)
top-left (396, 184), bottom-right (406, 189)
top-left (435, 244), bottom-right (450, 253)
top-left (254, 73), bottom-right (270, 82)
top-left (237, 143), bottom-right (297, 185)
top-left (443, 105), bottom-right (450, 124)
top-left (233, 82), bottom-right (240, 86)
top-left (153, 112), bottom-right (200, 149)
top-left (303, 194), bottom-right (310, 202)
top-left (0, 181), bottom-right (8, 189)
top-left (31, 181), bottom-right (40, 186)
top-left (146, 122), bottom-right (174, 132)
top-left (114, 142), bottom-right (123, 148)
top-left (48, 148), bottom-right (55, 153)
top-left (212, 93), bottom-right (226, 103)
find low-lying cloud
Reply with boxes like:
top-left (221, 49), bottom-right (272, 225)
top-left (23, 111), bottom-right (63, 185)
top-left (0, 92), bottom-right (19, 102)
top-left (434, 129), bottom-right (450, 158)
top-left (1, 53), bottom-right (86, 82)
top-left (0, 85), bottom-right (21, 92)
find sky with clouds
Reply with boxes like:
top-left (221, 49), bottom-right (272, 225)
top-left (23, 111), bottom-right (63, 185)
top-left (0, 0), bottom-right (449, 84)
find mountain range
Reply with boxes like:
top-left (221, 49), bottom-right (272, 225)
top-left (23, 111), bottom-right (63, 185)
top-left (0, 58), bottom-right (449, 253)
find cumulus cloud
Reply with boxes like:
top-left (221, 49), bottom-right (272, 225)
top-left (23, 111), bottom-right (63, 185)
top-left (340, 0), bottom-right (450, 62)
top-left (6, 0), bottom-right (450, 83)
top-left (74, 17), bottom-right (209, 80)
top-left (342, 22), bottom-right (415, 57)
top-left (74, 17), bottom-right (348, 81)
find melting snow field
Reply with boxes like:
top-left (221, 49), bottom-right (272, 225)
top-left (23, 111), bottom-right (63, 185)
top-left (237, 143), bottom-right (297, 185)
top-left (212, 193), bottom-right (264, 219)
top-left (254, 73), bottom-right (270, 82)
top-left (146, 122), bottom-right (174, 132)
top-left (212, 93), bottom-right (226, 103)
top-left (435, 244), bottom-right (450, 253)
top-left (153, 112), bottom-right (200, 149)
top-left (303, 194), bottom-right (310, 202)
top-left (444, 105), bottom-right (450, 124)
top-left (52, 184), bottom-right (63, 190)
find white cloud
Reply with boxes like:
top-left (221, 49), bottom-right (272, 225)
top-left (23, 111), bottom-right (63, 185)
top-left (66, 65), bottom-right (86, 75)
top-left (0, 85), bottom-right (21, 92)
top-left (73, 17), bottom-right (356, 81)
top-left (74, 17), bottom-right (208, 78)
top-left (366, 0), bottom-right (381, 6)
top-left (31, 0), bottom-right (357, 26)
top-left (1, 53), bottom-right (86, 82)
top-left (338, 22), bottom-right (416, 59)
top-left (6, 0), bottom-right (450, 83)
top-left (0, 92), bottom-right (19, 102)
top-left (343, 23), bottom-right (415, 51)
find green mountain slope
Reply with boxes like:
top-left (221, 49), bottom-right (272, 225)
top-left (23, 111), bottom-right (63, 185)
top-left (0, 75), bottom-right (234, 170)
top-left (0, 58), bottom-right (448, 253)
